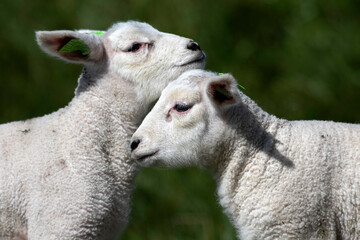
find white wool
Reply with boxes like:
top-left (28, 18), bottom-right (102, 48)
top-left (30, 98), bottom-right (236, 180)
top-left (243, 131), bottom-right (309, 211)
top-left (0, 21), bottom-right (205, 240)
top-left (131, 69), bottom-right (360, 240)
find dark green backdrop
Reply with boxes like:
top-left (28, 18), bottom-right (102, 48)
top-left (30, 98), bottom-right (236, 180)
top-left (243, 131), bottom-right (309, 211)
top-left (1, 0), bottom-right (359, 239)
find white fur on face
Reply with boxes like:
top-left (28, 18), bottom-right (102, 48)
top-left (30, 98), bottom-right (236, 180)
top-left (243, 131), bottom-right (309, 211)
top-left (131, 70), bottom-right (230, 168)
top-left (105, 22), bottom-right (206, 104)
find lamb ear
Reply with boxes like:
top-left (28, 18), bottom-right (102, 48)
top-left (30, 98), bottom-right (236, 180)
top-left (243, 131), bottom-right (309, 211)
top-left (207, 73), bottom-right (241, 107)
top-left (36, 30), bottom-right (105, 64)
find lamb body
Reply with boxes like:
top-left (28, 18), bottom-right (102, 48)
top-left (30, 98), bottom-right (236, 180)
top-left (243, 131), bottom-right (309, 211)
top-left (0, 21), bottom-right (205, 239)
top-left (131, 70), bottom-right (360, 239)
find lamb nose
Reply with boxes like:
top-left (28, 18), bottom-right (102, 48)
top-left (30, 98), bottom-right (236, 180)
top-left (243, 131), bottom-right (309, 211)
top-left (187, 41), bottom-right (201, 51)
top-left (130, 139), bottom-right (141, 152)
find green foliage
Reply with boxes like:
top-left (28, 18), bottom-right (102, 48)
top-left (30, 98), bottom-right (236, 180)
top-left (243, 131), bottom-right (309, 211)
top-left (1, 0), bottom-right (359, 239)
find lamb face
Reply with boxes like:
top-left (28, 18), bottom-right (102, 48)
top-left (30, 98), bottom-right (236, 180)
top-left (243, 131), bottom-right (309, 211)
top-left (106, 22), bottom-right (206, 103)
top-left (36, 21), bottom-right (206, 103)
top-left (131, 69), bottom-right (241, 168)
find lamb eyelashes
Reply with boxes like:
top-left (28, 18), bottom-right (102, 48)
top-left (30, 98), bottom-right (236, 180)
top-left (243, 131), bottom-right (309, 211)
top-left (173, 102), bottom-right (192, 113)
top-left (126, 42), bottom-right (144, 52)
top-left (126, 42), bottom-right (154, 53)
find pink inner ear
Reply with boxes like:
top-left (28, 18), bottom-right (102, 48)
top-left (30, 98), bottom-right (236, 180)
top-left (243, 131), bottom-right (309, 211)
top-left (60, 50), bottom-right (89, 60)
top-left (41, 36), bottom-right (71, 51)
top-left (210, 82), bottom-right (235, 105)
top-left (48, 36), bottom-right (89, 61)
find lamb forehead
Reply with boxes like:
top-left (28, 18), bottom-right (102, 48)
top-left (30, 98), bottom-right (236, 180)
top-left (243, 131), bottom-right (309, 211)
top-left (108, 21), bottom-right (157, 33)
top-left (107, 21), bottom-right (160, 44)
top-left (160, 70), bottom-right (217, 102)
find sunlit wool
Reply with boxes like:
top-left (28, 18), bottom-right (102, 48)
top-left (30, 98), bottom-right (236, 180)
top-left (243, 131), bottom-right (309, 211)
top-left (132, 69), bottom-right (360, 240)
top-left (0, 21), bottom-right (205, 240)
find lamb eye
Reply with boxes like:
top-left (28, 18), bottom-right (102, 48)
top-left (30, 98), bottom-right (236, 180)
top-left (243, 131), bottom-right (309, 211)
top-left (174, 103), bottom-right (191, 113)
top-left (127, 43), bottom-right (142, 52)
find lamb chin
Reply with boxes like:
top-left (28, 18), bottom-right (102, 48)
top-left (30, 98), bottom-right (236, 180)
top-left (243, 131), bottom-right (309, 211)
top-left (135, 157), bottom-right (155, 167)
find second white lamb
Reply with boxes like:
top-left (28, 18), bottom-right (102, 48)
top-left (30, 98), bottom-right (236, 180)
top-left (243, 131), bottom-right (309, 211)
top-left (131, 69), bottom-right (360, 240)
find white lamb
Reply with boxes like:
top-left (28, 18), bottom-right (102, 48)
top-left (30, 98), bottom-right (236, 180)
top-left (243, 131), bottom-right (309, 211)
top-left (131, 69), bottom-right (360, 239)
top-left (0, 21), bottom-right (205, 240)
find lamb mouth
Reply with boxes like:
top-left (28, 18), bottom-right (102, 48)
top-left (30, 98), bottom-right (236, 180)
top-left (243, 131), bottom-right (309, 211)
top-left (134, 150), bottom-right (159, 163)
top-left (178, 52), bottom-right (206, 66)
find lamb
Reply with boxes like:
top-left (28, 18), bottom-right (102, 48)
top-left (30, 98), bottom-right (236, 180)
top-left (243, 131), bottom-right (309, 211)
top-left (0, 21), bottom-right (205, 240)
top-left (131, 69), bottom-right (360, 239)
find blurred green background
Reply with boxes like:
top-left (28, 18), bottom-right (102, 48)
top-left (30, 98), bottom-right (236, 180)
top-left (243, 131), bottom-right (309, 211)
top-left (1, 0), bottom-right (359, 239)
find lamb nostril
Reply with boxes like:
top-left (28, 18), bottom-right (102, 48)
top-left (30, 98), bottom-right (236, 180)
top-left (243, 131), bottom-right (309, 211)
top-left (130, 139), bottom-right (141, 152)
top-left (187, 41), bottom-right (201, 51)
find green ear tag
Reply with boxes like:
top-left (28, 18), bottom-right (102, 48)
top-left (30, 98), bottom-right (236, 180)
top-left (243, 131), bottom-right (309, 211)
top-left (91, 31), bottom-right (105, 36)
top-left (218, 72), bottom-right (246, 90)
top-left (58, 39), bottom-right (89, 55)
top-left (58, 31), bottom-right (104, 56)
